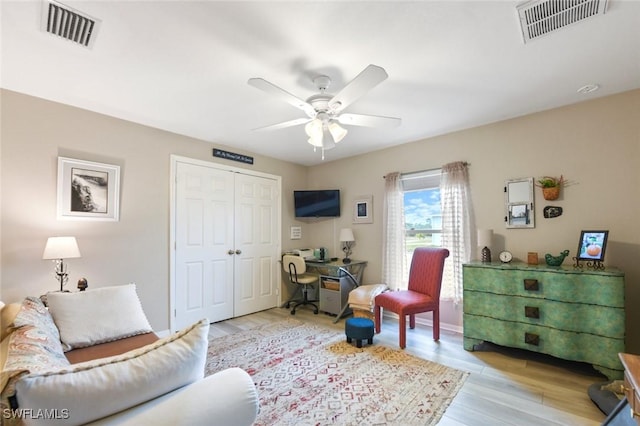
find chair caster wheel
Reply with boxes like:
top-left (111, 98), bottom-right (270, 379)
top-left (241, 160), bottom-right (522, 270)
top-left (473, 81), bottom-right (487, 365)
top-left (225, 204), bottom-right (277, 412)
top-left (285, 303), bottom-right (290, 309)
top-left (290, 310), bottom-right (295, 315)
top-left (313, 309), bottom-right (319, 314)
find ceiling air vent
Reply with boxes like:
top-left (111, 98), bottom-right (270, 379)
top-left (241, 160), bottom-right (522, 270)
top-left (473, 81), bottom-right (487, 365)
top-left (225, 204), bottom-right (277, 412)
top-left (517, 0), bottom-right (608, 43)
top-left (41, 0), bottom-right (101, 48)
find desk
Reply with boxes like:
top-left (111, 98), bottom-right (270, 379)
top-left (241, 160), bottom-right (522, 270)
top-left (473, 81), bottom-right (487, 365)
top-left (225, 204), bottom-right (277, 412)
top-left (620, 353), bottom-right (640, 424)
top-left (305, 260), bottom-right (367, 322)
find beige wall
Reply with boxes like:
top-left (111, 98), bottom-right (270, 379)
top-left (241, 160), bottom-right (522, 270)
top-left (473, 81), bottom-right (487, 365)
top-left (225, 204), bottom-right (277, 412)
top-left (306, 89), bottom-right (640, 352)
top-left (0, 89), bottom-right (308, 331)
top-left (2, 88), bottom-right (639, 352)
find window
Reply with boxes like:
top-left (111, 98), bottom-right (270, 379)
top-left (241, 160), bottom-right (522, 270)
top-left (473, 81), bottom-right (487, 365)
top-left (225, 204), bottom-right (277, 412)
top-left (401, 169), bottom-right (441, 276)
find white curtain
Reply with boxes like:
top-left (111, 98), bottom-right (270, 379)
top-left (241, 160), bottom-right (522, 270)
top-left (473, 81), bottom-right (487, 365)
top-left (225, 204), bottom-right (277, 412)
top-left (382, 172), bottom-right (406, 290)
top-left (440, 161), bottom-right (474, 303)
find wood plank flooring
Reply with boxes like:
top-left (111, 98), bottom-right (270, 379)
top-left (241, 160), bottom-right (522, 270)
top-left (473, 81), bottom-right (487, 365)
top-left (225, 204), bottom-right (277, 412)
top-left (209, 307), bottom-right (608, 425)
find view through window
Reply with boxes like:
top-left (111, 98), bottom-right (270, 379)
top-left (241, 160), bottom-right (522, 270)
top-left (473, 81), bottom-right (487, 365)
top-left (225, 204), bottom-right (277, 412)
top-left (402, 169), bottom-right (442, 270)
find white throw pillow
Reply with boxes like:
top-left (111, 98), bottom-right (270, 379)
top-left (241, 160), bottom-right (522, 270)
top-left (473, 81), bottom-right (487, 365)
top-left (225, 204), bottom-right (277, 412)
top-left (47, 284), bottom-right (153, 351)
top-left (15, 318), bottom-right (209, 426)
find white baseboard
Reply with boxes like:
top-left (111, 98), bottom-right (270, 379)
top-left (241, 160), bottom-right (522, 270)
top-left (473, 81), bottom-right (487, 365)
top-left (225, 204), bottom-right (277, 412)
top-left (155, 329), bottom-right (170, 338)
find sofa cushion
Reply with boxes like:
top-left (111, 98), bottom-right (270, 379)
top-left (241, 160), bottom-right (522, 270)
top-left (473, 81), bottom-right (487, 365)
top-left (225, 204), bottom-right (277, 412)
top-left (1, 297), bottom-right (69, 389)
top-left (1, 302), bottom-right (31, 341)
top-left (47, 284), bottom-right (153, 351)
top-left (15, 318), bottom-right (209, 426)
top-left (1, 297), bottom-right (70, 424)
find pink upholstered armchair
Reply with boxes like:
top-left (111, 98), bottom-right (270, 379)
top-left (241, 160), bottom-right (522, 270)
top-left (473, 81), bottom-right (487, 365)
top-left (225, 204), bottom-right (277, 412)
top-left (374, 247), bottom-right (449, 349)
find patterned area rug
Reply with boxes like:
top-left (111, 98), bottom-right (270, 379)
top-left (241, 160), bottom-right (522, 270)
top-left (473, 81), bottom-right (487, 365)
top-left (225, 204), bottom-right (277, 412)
top-left (205, 319), bottom-right (468, 425)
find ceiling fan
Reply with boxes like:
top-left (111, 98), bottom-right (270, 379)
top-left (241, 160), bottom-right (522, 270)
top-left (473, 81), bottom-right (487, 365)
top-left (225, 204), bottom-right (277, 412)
top-left (248, 64), bottom-right (401, 158)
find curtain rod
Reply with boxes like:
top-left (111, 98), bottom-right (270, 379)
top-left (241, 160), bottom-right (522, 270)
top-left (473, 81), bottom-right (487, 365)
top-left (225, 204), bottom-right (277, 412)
top-left (383, 162), bottom-right (470, 179)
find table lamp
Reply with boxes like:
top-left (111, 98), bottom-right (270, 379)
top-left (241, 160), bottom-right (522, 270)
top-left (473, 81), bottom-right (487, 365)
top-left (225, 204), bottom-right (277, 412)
top-left (477, 229), bottom-right (493, 263)
top-left (339, 228), bottom-right (355, 264)
top-left (42, 236), bottom-right (81, 292)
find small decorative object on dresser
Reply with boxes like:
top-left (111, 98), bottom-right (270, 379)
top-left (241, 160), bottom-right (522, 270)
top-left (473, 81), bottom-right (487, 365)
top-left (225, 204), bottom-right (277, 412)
top-left (527, 252), bottom-right (539, 265)
top-left (575, 230), bottom-right (609, 270)
top-left (545, 249), bottom-right (570, 266)
top-left (499, 251), bottom-right (513, 263)
top-left (478, 229), bottom-right (493, 263)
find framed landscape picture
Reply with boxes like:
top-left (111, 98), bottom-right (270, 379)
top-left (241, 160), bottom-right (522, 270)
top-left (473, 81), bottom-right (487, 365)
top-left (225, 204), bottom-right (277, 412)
top-left (57, 157), bottom-right (120, 221)
top-left (576, 230), bottom-right (609, 262)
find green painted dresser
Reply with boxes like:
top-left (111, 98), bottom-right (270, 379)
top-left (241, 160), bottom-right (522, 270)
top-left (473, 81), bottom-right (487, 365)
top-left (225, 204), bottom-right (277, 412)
top-left (463, 261), bottom-right (625, 379)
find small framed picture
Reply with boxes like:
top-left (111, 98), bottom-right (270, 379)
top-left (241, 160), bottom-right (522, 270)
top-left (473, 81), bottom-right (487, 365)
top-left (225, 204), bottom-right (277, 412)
top-left (57, 157), bottom-right (120, 221)
top-left (576, 230), bottom-right (609, 262)
top-left (353, 195), bottom-right (373, 224)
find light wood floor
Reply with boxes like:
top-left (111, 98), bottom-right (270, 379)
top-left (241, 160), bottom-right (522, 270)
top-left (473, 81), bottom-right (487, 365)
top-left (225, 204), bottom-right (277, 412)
top-left (209, 307), bottom-right (608, 425)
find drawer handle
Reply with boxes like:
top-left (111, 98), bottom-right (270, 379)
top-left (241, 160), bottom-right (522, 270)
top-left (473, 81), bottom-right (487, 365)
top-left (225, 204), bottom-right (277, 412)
top-left (525, 306), bottom-right (540, 319)
top-left (524, 332), bottom-right (539, 346)
top-left (524, 279), bottom-right (539, 291)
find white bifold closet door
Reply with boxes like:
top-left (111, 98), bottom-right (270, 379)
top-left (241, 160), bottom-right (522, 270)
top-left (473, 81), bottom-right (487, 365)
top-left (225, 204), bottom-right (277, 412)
top-left (172, 157), bottom-right (280, 330)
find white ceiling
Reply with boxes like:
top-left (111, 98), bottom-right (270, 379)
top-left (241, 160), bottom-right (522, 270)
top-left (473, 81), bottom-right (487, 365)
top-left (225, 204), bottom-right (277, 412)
top-left (2, 1), bottom-right (639, 166)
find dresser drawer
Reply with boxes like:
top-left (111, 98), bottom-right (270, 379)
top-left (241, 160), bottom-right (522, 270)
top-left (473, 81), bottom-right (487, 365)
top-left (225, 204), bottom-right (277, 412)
top-left (463, 314), bottom-right (624, 371)
top-left (463, 265), bottom-right (624, 307)
top-left (463, 290), bottom-right (625, 337)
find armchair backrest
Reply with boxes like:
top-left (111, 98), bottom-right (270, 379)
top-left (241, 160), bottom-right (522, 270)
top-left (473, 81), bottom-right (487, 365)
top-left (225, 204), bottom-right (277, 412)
top-left (407, 247), bottom-right (450, 299)
top-left (282, 254), bottom-right (307, 282)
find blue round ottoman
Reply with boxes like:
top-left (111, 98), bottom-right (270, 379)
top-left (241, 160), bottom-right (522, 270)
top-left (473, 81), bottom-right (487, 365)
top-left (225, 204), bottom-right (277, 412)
top-left (345, 317), bottom-right (375, 348)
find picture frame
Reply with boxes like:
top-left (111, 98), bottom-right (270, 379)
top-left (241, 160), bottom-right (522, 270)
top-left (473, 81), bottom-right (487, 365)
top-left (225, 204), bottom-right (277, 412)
top-left (353, 195), bottom-right (373, 224)
top-left (576, 230), bottom-right (609, 262)
top-left (57, 157), bottom-right (120, 221)
top-left (508, 203), bottom-right (531, 227)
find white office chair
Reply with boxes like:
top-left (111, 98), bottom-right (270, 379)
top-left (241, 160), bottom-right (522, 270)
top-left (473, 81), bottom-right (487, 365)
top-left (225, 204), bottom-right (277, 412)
top-left (282, 255), bottom-right (319, 315)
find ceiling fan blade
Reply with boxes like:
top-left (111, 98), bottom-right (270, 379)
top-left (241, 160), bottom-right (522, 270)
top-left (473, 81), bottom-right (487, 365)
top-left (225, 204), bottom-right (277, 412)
top-left (248, 78), bottom-right (316, 118)
top-left (328, 64), bottom-right (388, 113)
top-left (252, 117), bottom-right (311, 132)
top-left (337, 113), bottom-right (401, 128)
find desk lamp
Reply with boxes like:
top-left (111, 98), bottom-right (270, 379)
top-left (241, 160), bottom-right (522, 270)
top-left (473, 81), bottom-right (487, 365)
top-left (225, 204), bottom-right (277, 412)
top-left (339, 228), bottom-right (355, 264)
top-left (43, 236), bottom-right (81, 292)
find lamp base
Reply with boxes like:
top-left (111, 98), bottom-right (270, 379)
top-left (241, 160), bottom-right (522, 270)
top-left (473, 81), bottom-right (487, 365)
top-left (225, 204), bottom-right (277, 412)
top-left (481, 247), bottom-right (492, 263)
top-left (342, 258), bottom-right (351, 264)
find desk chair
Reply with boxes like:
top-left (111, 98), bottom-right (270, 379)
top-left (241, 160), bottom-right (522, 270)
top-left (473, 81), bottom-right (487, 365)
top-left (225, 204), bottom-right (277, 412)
top-left (282, 255), bottom-right (319, 315)
top-left (374, 247), bottom-right (449, 348)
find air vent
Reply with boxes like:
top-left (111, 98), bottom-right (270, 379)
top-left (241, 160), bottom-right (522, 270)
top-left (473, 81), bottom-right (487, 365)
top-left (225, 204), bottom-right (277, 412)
top-left (41, 0), bottom-right (101, 48)
top-left (517, 0), bottom-right (608, 43)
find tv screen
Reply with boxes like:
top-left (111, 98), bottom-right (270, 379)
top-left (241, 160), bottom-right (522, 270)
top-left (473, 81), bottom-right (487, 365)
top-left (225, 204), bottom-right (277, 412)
top-left (294, 190), bottom-right (341, 218)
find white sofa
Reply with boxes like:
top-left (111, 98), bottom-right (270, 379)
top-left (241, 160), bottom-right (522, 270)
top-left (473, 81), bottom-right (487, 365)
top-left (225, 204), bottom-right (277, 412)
top-left (0, 285), bottom-right (259, 426)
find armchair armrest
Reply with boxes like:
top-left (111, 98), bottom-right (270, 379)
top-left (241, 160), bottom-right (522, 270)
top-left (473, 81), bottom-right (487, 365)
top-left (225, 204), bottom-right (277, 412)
top-left (87, 368), bottom-right (259, 426)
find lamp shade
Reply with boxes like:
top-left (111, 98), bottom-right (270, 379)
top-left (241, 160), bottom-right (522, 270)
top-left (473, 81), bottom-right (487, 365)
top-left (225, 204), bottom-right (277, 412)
top-left (42, 237), bottom-right (81, 260)
top-left (305, 119), bottom-right (323, 139)
top-left (477, 229), bottom-right (493, 248)
top-left (328, 122), bottom-right (348, 143)
top-left (339, 228), bottom-right (355, 242)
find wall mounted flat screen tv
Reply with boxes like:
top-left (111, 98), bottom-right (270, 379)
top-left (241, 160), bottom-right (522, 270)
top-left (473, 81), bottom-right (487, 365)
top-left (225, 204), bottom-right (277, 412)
top-left (294, 190), bottom-right (341, 218)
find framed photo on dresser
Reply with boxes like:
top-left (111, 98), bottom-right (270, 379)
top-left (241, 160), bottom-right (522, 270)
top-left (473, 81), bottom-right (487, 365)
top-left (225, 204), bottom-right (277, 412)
top-left (576, 230), bottom-right (608, 262)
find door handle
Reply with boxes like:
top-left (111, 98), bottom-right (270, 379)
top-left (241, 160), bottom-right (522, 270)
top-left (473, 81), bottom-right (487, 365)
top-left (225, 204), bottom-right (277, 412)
top-left (235, 249), bottom-right (242, 255)
top-left (228, 250), bottom-right (235, 255)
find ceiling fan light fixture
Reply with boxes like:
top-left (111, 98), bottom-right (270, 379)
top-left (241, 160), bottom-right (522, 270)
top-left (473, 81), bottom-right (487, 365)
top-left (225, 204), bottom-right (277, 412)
top-left (322, 138), bottom-right (336, 150)
top-left (305, 118), bottom-right (323, 138)
top-left (307, 133), bottom-right (324, 148)
top-left (328, 122), bottom-right (348, 143)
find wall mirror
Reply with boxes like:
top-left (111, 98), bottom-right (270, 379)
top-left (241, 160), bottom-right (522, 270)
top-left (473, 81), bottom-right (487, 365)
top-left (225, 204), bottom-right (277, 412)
top-left (505, 177), bottom-right (535, 228)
